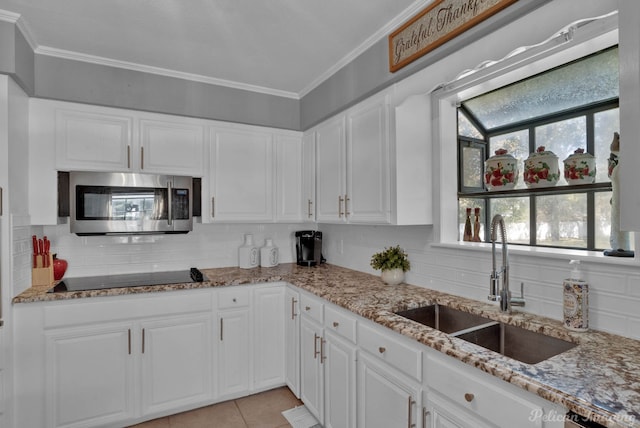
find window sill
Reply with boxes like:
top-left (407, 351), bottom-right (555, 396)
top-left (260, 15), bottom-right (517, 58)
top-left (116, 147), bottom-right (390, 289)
top-left (432, 241), bottom-right (639, 266)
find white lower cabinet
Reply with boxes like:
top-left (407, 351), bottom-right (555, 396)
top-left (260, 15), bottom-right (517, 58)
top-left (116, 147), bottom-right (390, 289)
top-left (323, 329), bottom-right (357, 428)
top-left (424, 349), bottom-right (565, 428)
top-left (284, 287), bottom-right (301, 397)
top-left (217, 287), bottom-right (251, 399)
top-left (253, 285), bottom-right (286, 391)
top-left (45, 323), bottom-right (135, 428)
top-left (357, 352), bottom-right (421, 428)
top-left (140, 315), bottom-right (212, 416)
top-left (300, 314), bottom-right (324, 424)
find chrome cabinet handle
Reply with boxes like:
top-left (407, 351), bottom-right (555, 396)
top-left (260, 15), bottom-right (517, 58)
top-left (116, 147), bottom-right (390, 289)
top-left (140, 146), bottom-right (144, 169)
top-left (0, 186), bottom-right (3, 216)
top-left (423, 407), bottom-right (430, 428)
top-left (344, 194), bottom-right (350, 216)
top-left (320, 338), bottom-right (326, 363)
top-left (307, 199), bottom-right (313, 218)
top-left (167, 181), bottom-right (173, 226)
top-left (128, 329), bottom-right (131, 355)
top-left (127, 145), bottom-right (131, 169)
top-left (211, 197), bottom-right (215, 218)
top-left (291, 298), bottom-right (298, 320)
top-left (313, 333), bottom-right (321, 358)
top-left (220, 318), bottom-right (224, 341)
top-left (407, 397), bottom-right (416, 428)
top-left (338, 195), bottom-right (344, 217)
top-left (142, 328), bottom-right (145, 354)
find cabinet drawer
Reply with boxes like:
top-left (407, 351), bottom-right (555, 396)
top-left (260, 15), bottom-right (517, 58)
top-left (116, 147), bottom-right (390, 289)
top-left (218, 287), bottom-right (250, 309)
top-left (300, 293), bottom-right (324, 324)
top-left (324, 305), bottom-right (356, 343)
top-left (358, 322), bottom-right (421, 381)
top-left (428, 354), bottom-right (543, 428)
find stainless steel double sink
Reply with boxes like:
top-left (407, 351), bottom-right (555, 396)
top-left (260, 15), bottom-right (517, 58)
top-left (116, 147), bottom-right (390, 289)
top-left (395, 304), bottom-right (576, 364)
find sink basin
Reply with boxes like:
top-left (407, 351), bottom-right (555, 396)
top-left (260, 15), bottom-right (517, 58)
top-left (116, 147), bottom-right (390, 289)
top-left (455, 322), bottom-right (577, 364)
top-left (396, 304), bottom-right (577, 364)
top-left (395, 304), bottom-right (493, 334)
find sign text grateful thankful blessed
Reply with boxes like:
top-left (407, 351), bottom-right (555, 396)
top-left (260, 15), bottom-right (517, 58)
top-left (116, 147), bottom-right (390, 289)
top-left (389, 0), bottom-right (518, 72)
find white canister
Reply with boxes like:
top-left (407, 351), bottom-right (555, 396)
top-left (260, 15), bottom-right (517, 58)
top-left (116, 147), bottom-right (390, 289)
top-left (260, 238), bottom-right (279, 268)
top-left (238, 234), bottom-right (259, 269)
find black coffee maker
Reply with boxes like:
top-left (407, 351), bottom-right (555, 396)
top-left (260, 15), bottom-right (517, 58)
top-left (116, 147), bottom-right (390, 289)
top-left (295, 230), bottom-right (324, 266)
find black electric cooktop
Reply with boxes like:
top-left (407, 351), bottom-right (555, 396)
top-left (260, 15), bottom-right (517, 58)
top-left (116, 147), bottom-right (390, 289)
top-left (48, 268), bottom-right (204, 293)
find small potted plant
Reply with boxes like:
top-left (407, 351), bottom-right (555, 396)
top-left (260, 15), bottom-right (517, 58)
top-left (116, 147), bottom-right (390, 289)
top-left (370, 245), bottom-right (410, 285)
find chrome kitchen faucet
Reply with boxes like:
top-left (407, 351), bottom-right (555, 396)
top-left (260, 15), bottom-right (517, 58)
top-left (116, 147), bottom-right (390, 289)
top-left (488, 214), bottom-right (525, 312)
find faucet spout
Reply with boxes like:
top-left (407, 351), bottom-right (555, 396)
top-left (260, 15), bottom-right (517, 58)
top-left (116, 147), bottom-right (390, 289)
top-left (488, 214), bottom-right (524, 312)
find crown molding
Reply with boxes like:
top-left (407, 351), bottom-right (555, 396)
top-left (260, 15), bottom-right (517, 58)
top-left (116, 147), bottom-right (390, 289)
top-left (298, 0), bottom-right (432, 97)
top-left (35, 45), bottom-right (300, 99)
top-left (0, 9), bottom-right (38, 50)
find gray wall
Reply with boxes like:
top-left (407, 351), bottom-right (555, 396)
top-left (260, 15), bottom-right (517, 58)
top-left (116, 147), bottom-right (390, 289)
top-left (299, 0), bottom-right (552, 129)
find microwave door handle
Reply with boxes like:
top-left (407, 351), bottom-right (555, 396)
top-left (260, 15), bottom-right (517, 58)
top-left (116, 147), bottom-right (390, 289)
top-left (167, 181), bottom-right (173, 226)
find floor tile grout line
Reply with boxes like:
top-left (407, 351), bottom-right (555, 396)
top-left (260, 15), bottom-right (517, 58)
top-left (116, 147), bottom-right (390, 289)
top-left (233, 398), bottom-right (251, 428)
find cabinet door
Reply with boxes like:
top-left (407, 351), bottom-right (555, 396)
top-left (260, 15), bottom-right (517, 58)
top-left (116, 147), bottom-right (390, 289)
top-left (140, 314), bottom-right (212, 416)
top-left (45, 324), bottom-right (134, 428)
top-left (139, 119), bottom-right (205, 176)
top-left (210, 128), bottom-right (274, 222)
top-left (300, 316), bottom-right (324, 424)
top-left (315, 115), bottom-right (346, 223)
top-left (301, 131), bottom-right (316, 222)
top-left (253, 285), bottom-right (285, 390)
top-left (217, 309), bottom-right (251, 397)
top-left (285, 287), bottom-right (301, 397)
top-left (426, 393), bottom-right (492, 428)
top-left (346, 95), bottom-right (390, 224)
top-left (324, 330), bottom-right (356, 428)
top-left (275, 134), bottom-right (303, 222)
top-left (357, 353), bottom-right (420, 428)
top-left (55, 108), bottom-right (132, 172)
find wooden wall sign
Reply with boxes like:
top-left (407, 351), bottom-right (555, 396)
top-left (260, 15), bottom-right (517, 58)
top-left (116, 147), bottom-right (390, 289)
top-left (389, 0), bottom-right (518, 72)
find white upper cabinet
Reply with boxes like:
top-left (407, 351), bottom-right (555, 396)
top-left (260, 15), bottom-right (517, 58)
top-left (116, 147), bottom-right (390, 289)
top-left (315, 114), bottom-right (346, 223)
top-left (315, 92), bottom-right (392, 224)
top-left (55, 108), bottom-right (133, 172)
top-left (138, 117), bottom-right (205, 176)
top-left (275, 134), bottom-right (304, 222)
top-left (346, 93), bottom-right (390, 224)
top-left (52, 101), bottom-right (205, 176)
top-left (301, 131), bottom-right (316, 222)
top-left (208, 127), bottom-right (274, 222)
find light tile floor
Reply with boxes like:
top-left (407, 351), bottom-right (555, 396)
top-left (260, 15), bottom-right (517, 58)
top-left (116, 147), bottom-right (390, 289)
top-left (129, 387), bottom-right (302, 428)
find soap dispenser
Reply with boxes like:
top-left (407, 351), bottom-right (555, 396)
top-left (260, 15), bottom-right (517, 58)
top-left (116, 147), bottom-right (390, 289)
top-left (563, 260), bottom-right (589, 331)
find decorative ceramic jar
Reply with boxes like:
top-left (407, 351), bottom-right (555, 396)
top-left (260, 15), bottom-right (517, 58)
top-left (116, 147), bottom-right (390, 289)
top-left (563, 148), bottom-right (596, 185)
top-left (381, 268), bottom-right (404, 285)
top-left (484, 149), bottom-right (518, 191)
top-left (260, 238), bottom-right (279, 267)
top-left (238, 234), bottom-right (259, 269)
top-left (523, 146), bottom-right (560, 188)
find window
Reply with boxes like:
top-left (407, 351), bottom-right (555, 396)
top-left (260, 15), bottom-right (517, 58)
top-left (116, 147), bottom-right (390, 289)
top-left (457, 47), bottom-right (631, 251)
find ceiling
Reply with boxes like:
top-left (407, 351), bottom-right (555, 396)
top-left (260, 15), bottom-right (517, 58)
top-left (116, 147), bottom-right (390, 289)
top-left (0, 0), bottom-right (426, 98)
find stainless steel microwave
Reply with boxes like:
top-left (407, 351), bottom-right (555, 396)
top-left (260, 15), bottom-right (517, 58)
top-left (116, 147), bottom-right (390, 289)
top-left (69, 171), bottom-right (193, 235)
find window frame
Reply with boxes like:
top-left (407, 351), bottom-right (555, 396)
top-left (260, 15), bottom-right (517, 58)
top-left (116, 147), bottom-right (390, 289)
top-left (457, 99), bottom-right (618, 250)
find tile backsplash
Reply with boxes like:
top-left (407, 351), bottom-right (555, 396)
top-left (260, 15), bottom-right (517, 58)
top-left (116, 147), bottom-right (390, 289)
top-left (16, 220), bottom-right (640, 341)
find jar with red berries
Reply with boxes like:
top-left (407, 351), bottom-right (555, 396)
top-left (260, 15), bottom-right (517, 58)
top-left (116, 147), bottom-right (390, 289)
top-left (523, 146), bottom-right (560, 188)
top-left (484, 148), bottom-right (518, 191)
top-left (563, 148), bottom-right (596, 185)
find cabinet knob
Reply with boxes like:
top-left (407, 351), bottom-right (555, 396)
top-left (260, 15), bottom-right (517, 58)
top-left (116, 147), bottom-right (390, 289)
top-left (305, 306), bottom-right (311, 311)
top-left (378, 346), bottom-right (386, 354)
top-left (232, 298), bottom-right (237, 303)
top-left (333, 321), bottom-right (339, 328)
top-left (464, 393), bottom-right (474, 402)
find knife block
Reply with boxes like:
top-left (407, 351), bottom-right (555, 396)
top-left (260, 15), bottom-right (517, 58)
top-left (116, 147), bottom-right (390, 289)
top-left (32, 254), bottom-right (54, 286)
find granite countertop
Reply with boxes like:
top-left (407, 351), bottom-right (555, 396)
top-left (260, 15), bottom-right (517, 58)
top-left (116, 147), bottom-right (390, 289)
top-left (13, 263), bottom-right (640, 427)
